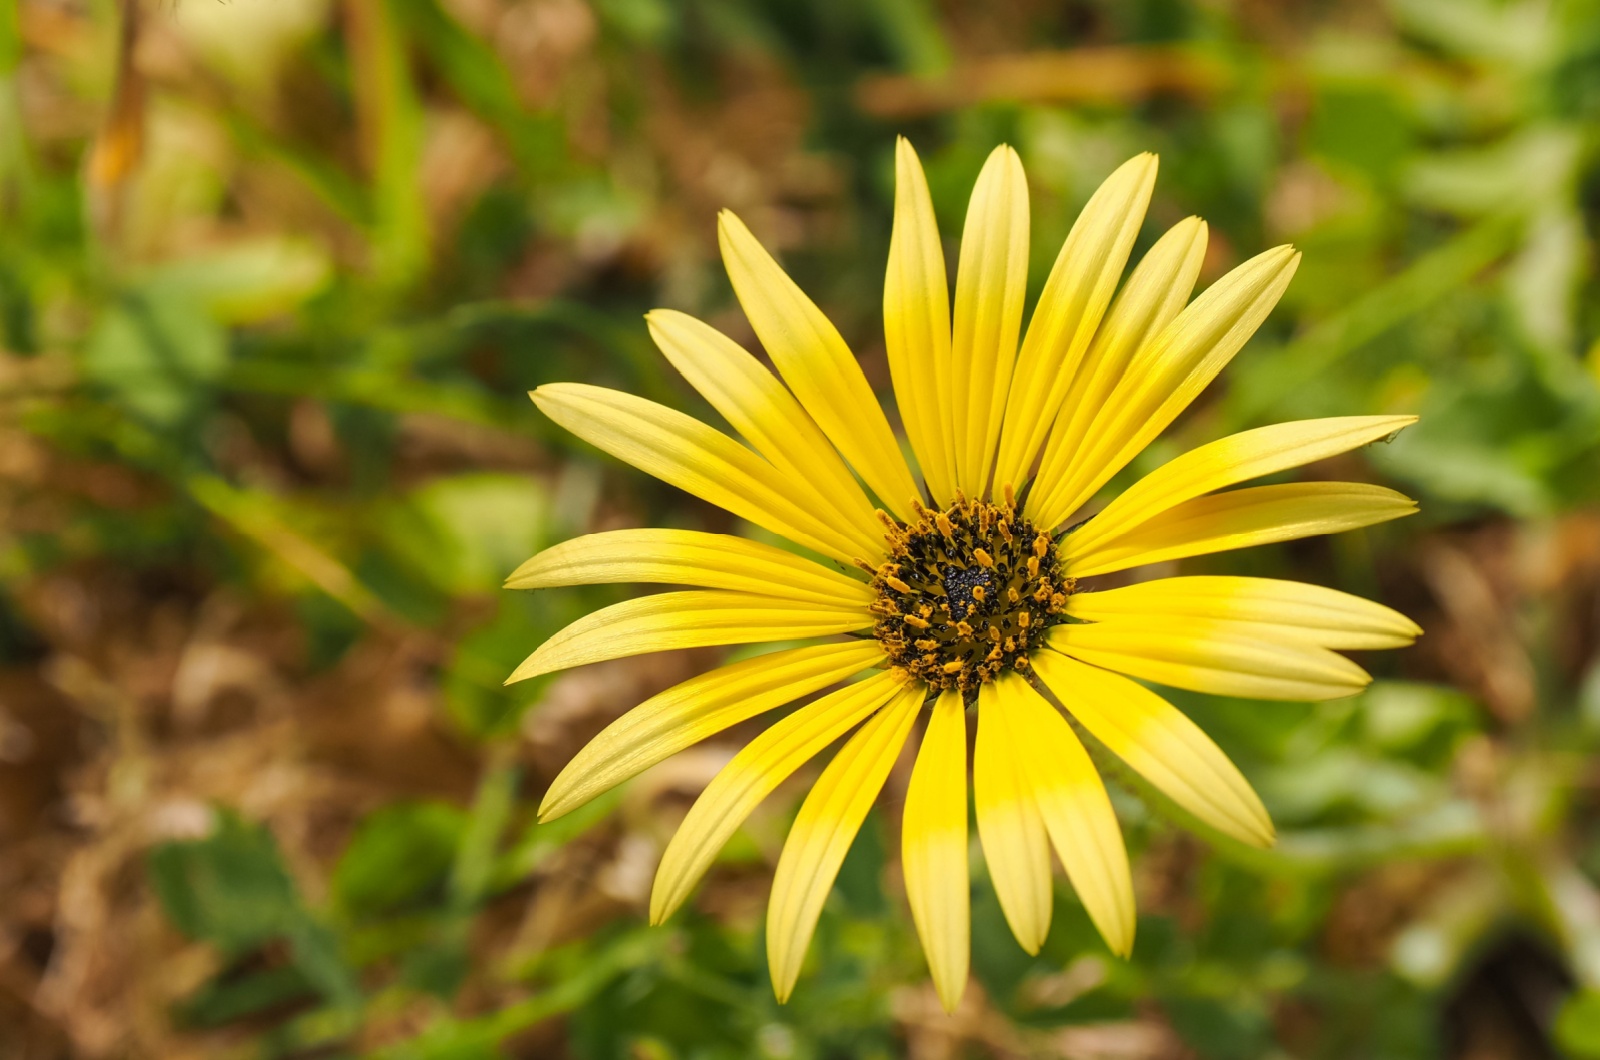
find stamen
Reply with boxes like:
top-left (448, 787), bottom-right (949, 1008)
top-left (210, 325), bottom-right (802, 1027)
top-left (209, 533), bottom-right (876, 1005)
top-left (868, 497), bottom-right (1073, 691)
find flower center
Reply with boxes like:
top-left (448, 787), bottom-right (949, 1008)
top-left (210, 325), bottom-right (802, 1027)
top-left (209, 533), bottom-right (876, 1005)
top-left (870, 493), bottom-right (1072, 692)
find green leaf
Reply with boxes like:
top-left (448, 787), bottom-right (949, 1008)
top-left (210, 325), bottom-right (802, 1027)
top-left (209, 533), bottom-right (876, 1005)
top-left (333, 802), bottom-right (466, 916)
top-left (1557, 990), bottom-right (1600, 1058)
top-left (148, 811), bottom-right (301, 955)
top-left (83, 286), bottom-right (228, 426)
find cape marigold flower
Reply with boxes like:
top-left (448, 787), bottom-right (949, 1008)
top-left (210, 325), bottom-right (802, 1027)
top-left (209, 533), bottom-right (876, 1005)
top-left (508, 139), bottom-right (1420, 1010)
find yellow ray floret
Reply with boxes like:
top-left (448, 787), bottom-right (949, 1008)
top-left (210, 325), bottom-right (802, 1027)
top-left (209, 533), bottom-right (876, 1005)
top-left (1065, 576), bottom-right (1421, 651)
top-left (994, 672), bottom-right (1135, 957)
top-left (506, 590), bottom-right (871, 685)
top-left (884, 138), bottom-right (956, 507)
top-left (949, 145), bottom-right (1029, 499)
top-left (1033, 216), bottom-right (1208, 507)
top-left (902, 689), bottom-right (970, 1013)
top-left (1047, 619), bottom-right (1372, 701)
top-left (531, 383), bottom-right (883, 564)
top-left (646, 309), bottom-right (879, 535)
top-left (1064, 415), bottom-right (1418, 559)
top-left (506, 527), bottom-right (874, 607)
top-left (1032, 244), bottom-right (1301, 529)
top-left (767, 681), bottom-right (923, 1001)
top-left (651, 670), bottom-right (911, 923)
top-left (719, 212), bottom-right (921, 520)
top-left (1063, 481), bottom-right (1418, 578)
top-left (1032, 650), bottom-right (1273, 848)
top-left (538, 641), bottom-right (883, 822)
top-left (973, 679), bottom-right (1053, 954)
top-left (993, 152), bottom-right (1157, 494)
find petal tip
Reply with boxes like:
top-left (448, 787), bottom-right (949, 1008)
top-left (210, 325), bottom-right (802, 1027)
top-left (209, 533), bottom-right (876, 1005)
top-left (934, 981), bottom-right (966, 1014)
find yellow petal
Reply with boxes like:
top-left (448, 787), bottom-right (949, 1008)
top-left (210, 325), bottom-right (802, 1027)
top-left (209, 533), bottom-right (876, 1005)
top-left (1031, 217), bottom-right (1208, 528)
top-left (1064, 416), bottom-right (1418, 560)
top-left (506, 528), bottom-right (873, 607)
top-left (531, 384), bottom-right (882, 563)
top-left (538, 641), bottom-right (884, 821)
top-left (1065, 576), bottom-right (1421, 651)
top-left (993, 154), bottom-right (1157, 494)
top-left (1046, 619), bottom-right (1372, 701)
top-left (995, 673), bottom-right (1134, 958)
top-left (1032, 244), bottom-right (1300, 529)
top-left (719, 211), bottom-right (922, 520)
top-left (505, 590), bottom-right (871, 684)
top-left (950, 145), bottom-right (1029, 499)
top-left (1032, 650), bottom-right (1273, 848)
top-left (1068, 416), bottom-right (1420, 560)
top-left (885, 137), bottom-right (956, 507)
top-left (902, 689), bottom-right (970, 1012)
top-left (650, 669), bottom-right (909, 923)
top-left (768, 681), bottom-right (922, 1002)
top-left (974, 679), bottom-right (1052, 954)
top-left (646, 310), bottom-right (878, 534)
top-left (1062, 481), bottom-right (1418, 578)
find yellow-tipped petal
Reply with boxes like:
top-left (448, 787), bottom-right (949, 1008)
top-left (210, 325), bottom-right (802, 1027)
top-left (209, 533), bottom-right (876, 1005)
top-left (950, 145), bottom-right (1029, 499)
top-left (538, 641), bottom-right (883, 821)
top-left (1064, 416), bottom-right (1418, 560)
top-left (902, 689), bottom-right (970, 1012)
top-left (885, 137), bottom-right (956, 506)
top-left (505, 590), bottom-right (871, 685)
top-left (1065, 576), bottom-right (1422, 651)
top-left (1062, 481), bottom-right (1418, 578)
top-left (994, 673), bottom-right (1135, 958)
top-left (531, 384), bottom-right (882, 563)
top-left (506, 528), bottom-right (873, 607)
top-left (719, 211), bottom-right (922, 519)
top-left (974, 679), bottom-right (1052, 954)
top-left (767, 681), bottom-right (922, 1002)
top-left (1046, 619), bottom-right (1372, 702)
top-left (1032, 217), bottom-right (1208, 528)
top-left (993, 154), bottom-right (1157, 494)
top-left (1032, 651), bottom-right (1274, 848)
top-left (650, 670), bottom-right (908, 924)
top-left (1031, 244), bottom-right (1301, 530)
top-left (646, 310), bottom-right (878, 534)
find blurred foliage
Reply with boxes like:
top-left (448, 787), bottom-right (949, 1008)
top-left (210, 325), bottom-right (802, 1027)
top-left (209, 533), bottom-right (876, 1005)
top-left (3, 0), bottom-right (1600, 1057)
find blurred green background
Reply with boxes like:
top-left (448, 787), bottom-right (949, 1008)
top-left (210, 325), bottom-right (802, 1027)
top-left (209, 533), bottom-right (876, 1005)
top-left (2, 0), bottom-right (1600, 1056)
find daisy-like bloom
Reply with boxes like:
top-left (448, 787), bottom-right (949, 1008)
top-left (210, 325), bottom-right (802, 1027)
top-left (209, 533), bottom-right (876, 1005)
top-left (508, 140), bottom-right (1420, 1011)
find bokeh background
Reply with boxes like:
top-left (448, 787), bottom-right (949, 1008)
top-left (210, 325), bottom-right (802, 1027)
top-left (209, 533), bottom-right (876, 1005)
top-left (2, 0), bottom-right (1600, 1056)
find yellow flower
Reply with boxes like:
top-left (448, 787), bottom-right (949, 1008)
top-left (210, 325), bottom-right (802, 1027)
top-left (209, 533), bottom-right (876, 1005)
top-left (508, 140), bottom-right (1420, 1010)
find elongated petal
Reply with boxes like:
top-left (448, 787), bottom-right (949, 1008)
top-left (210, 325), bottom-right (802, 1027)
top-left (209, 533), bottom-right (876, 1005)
top-left (1065, 576), bottom-right (1421, 651)
top-left (538, 641), bottom-right (884, 821)
top-left (995, 673), bottom-right (1134, 957)
top-left (1032, 650), bottom-right (1273, 847)
top-left (532, 384), bottom-right (882, 563)
top-left (885, 138), bottom-right (956, 506)
top-left (1032, 245), bottom-right (1300, 529)
top-left (1047, 620), bottom-right (1371, 701)
top-left (507, 528), bottom-right (873, 607)
top-left (646, 310), bottom-right (878, 533)
top-left (974, 679), bottom-right (1052, 954)
top-left (903, 689), bottom-right (970, 1012)
top-left (719, 212), bottom-right (921, 519)
top-left (1032, 218), bottom-right (1208, 528)
top-left (768, 682), bottom-right (922, 1001)
top-left (1062, 481), bottom-right (1418, 578)
top-left (950, 145), bottom-right (1029, 499)
top-left (650, 670), bottom-right (909, 923)
top-left (506, 590), bottom-right (871, 684)
top-left (993, 154), bottom-right (1157, 494)
top-left (1064, 416), bottom-right (1418, 559)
